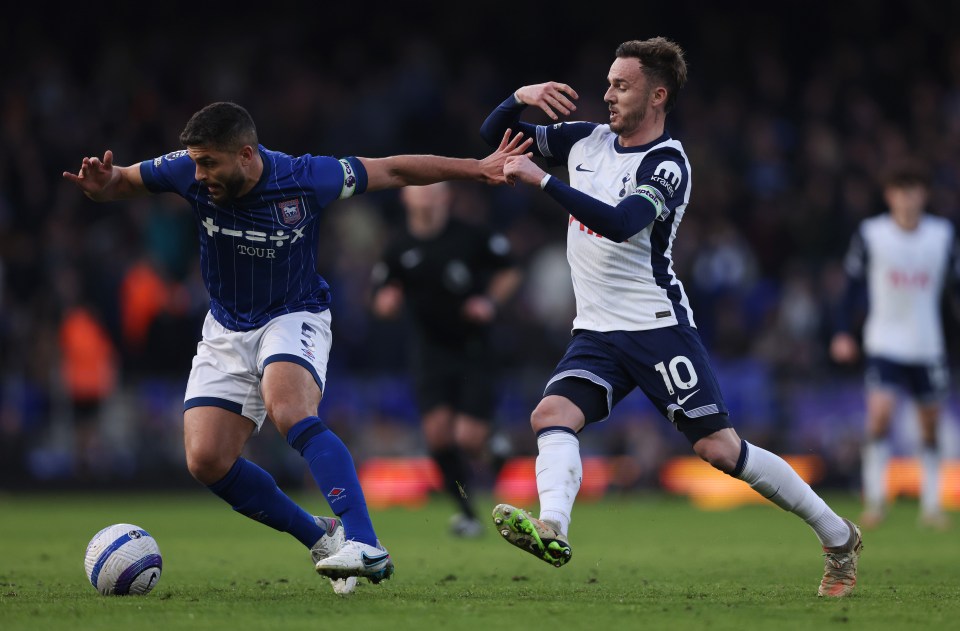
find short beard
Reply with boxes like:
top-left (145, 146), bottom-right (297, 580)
top-left (611, 108), bottom-right (645, 134)
top-left (611, 86), bottom-right (653, 135)
top-left (222, 170), bottom-right (247, 200)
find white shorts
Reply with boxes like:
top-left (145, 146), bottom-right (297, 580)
top-left (184, 310), bottom-right (333, 429)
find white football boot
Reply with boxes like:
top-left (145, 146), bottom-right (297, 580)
top-left (315, 539), bottom-right (394, 584)
top-left (310, 516), bottom-right (357, 595)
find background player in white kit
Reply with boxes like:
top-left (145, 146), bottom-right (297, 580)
top-left (480, 37), bottom-right (863, 597)
top-left (831, 161), bottom-right (957, 530)
top-left (63, 101), bottom-right (531, 593)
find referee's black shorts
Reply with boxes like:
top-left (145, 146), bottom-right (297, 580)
top-left (411, 337), bottom-right (497, 420)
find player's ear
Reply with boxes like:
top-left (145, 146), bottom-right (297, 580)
top-left (653, 86), bottom-right (668, 107)
top-left (239, 144), bottom-right (255, 165)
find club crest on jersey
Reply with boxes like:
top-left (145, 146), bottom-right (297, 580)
top-left (277, 198), bottom-right (303, 226)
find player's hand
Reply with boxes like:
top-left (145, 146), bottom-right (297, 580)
top-left (462, 295), bottom-right (497, 324)
top-left (829, 333), bottom-right (859, 364)
top-left (62, 150), bottom-right (120, 200)
top-left (479, 129), bottom-right (533, 185)
top-left (372, 284), bottom-right (404, 318)
top-left (515, 82), bottom-right (579, 121)
top-left (503, 155), bottom-right (546, 187)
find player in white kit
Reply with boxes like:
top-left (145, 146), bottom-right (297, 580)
top-left (831, 161), bottom-right (956, 530)
top-left (480, 37), bottom-right (862, 597)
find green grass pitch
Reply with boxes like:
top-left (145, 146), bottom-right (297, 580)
top-left (1, 491), bottom-right (957, 630)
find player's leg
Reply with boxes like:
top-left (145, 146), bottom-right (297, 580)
top-left (627, 325), bottom-right (860, 597)
top-left (912, 358), bottom-right (950, 528)
top-left (861, 389), bottom-right (895, 525)
top-left (695, 428), bottom-right (854, 546)
top-left (454, 412), bottom-right (495, 484)
top-left (494, 331), bottom-right (635, 567)
top-left (185, 311), bottom-right (355, 593)
top-left (183, 312), bottom-right (332, 550)
top-left (458, 342), bottom-right (508, 480)
top-left (183, 405), bottom-right (332, 548)
top-left (259, 311), bottom-right (391, 582)
top-left (530, 393), bottom-right (588, 534)
top-left (492, 394), bottom-right (582, 567)
top-left (413, 342), bottom-right (480, 532)
top-left (861, 358), bottom-right (900, 526)
top-left (916, 401), bottom-right (948, 528)
top-left (423, 404), bottom-right (481, 534)
top-left (493, 331), bottom-right (622, 567)
top-left (446, 352), bottom-right (500, 536)
top-left (693, 428), bottom-right (862, 597)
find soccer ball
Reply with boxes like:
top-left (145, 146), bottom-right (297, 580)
top-left (83, 523), bottom-right (163, 596)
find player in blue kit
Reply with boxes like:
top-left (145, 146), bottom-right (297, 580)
top-left (480, 38), bottom-right (862, 597)
top-left (63, 101), bottom-right (531, 594)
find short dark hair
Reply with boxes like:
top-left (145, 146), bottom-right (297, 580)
top-left (179, 102), bottom-right (258, 150)
top-left (881, 158), bottom-right (930, 190)
top-left (615, 37), bottom-right (688, 112)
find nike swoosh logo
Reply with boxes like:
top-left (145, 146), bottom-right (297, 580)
top-left (575, 164), bottom-right (594, 172)
top-left (676, 389), bottom-right (700, 406)
top-left (361, 551), bottom-right (390, 568)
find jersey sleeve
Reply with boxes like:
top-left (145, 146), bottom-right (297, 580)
top-left (139, 149), bottom-right (197, 195)
top-left (834, 225), bottom-right (868, 334)
top-left (534, 122), bottom-right (598, 166)
top-left (479, 94), bottom-right (596, 166)
top-left (632, 148), bottom-right (689, 221)
top-left (305, 155), bottom-right (369, 205)
top-left (842, 227), bottom-right (868, 280)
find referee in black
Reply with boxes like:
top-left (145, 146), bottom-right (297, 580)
top-left (371, 182), bottom-right (521, 536)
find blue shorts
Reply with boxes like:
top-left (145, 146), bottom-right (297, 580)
top-left (865, 356), bottom-right (950, 404)
top-left (543, 326), bottom-right (731, 443)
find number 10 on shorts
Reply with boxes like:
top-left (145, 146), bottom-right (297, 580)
top-left (654, 356), bottom-right (699, 395)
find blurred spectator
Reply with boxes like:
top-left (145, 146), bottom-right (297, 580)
top-left (58, 300), bottom-right (118, 479)
top-left (3, 2), bottom-right (960, 487)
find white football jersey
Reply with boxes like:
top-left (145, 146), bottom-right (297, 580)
top-left (844, 213), bottom-right (958, 362)
top-left (536, 123), bottom-right (694, 332)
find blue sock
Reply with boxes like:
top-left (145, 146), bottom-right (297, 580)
top-left (207, 457), bottom-right (324, 548)
top-left (287, 416), bottom-right (378, 546)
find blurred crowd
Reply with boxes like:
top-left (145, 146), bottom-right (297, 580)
top-left (3, 2), bottom-right (960, 489)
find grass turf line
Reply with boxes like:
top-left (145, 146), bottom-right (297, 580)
top-left (0, 492), bottom-right (957, 630)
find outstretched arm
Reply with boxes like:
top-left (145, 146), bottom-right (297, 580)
top-left (62, 150), bottom-right (150, 201)
top-left (360, 129), bottom-right (531, 191)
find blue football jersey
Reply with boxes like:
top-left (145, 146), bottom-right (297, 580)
top-left (140, 146), bottom-right (367, 331)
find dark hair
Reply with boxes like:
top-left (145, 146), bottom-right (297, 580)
top-left (615, 37), bottom-right (688, 112)
top-left (881, 158), bottom-right (930, 190)
top-left (179, 102), bottom-right (258, 150)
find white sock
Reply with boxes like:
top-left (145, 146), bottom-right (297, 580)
top-left (862, 439), bottom-right (890, 514)
top-left (736, 441), bottom-right (850, 548)
top-left (535, 429), bottom-right (581, 536)
top-left (920, 445), bottom-right (942, 516)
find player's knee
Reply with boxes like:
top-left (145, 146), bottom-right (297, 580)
top-left (263, 399), bottom-right (311, 435)
top-left (185, 448), bottom-right (234, 485)
top-left (530, 398), bottom-right (579, 433)
top-left (693, 438), bottom-right (738, 474)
